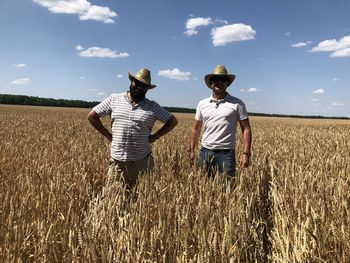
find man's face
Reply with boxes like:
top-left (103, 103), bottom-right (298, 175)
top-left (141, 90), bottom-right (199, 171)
top-left (129, 78), bottom-right (150, 101)
top-left (210, 76), bottom-right (229, 92)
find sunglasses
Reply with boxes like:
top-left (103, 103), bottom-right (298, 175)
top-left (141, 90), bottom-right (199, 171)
top-left (210, 76), bottom-right (229, 83)
top-left (133, 79), bottom-right (149, 90)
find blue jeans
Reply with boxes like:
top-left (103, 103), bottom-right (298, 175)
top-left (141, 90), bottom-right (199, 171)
top-left (199, 147), bottom-right (236, 177)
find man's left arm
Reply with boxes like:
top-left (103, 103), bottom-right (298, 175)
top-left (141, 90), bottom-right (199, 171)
top-left (149, 115), bottom-right (178, 143)
top-left (239, 118), bottom-right (252, 168)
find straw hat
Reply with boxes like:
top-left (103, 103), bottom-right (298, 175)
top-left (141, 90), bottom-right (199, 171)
top-left (128, 68), bottom-right (156, 89)
top-left (204, 65), bottom-right (236, 88)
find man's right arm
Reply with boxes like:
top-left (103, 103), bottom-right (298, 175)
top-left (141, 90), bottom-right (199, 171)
top-left (189, 119), bottom-right (202, 163)
top-left (87, 110), bottom-right (112, 142)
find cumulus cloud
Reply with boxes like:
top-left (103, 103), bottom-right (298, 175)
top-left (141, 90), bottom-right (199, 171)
top-left (310, 35), bottom-right (350, 57)
top-left (11, 78), bottom-right (31, 85)
top-left (330, 48), bottom-right (350, 58)
top-left (13, 64), bottom-right (26, 68)
top-left (211, 23), bottom-right (256, 46)
top-left (76, 45), bottom-right (129, 58)
top-left (184, 17), bottom-right (212, 36)
top-left (241, 87), bottom-right (259, 93)
top-left (158, 68), bottom-right (192, 81)
top-left (117, 74), bottom-right (124, 78)
top-left (291, 41), bottom-right (312, 48)
top-left (33, 0), bottom-right (117, 23)
top-left (312, 89), bottom-right (325, 94)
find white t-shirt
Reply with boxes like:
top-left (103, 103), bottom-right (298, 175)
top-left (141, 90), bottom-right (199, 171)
top-left (195, 92), bottom-right (248, 150)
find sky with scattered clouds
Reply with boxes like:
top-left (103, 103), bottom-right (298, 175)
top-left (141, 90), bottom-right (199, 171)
top-left (0, 0), bottom-right (349, 117)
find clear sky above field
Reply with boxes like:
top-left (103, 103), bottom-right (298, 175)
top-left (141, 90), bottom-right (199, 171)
top-left (0, 0), bottom-right (349, 117)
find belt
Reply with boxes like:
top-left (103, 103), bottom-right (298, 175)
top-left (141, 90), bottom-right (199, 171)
top-left (202, 147), bottom-right (233, 153)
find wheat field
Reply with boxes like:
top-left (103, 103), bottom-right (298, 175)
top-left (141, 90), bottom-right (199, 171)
top-left (0, 104), bottom-right (349, 262)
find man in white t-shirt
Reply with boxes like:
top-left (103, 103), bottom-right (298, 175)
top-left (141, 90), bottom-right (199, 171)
top-left (189, 65), bottom-right (252, 177)
top-left (88, 68), bottom-right (178, 190)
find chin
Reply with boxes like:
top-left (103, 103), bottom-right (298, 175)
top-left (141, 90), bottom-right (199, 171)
top-left (214, 87), bottom-right (225, 91)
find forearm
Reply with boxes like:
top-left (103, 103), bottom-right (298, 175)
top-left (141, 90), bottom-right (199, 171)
top-left (189, 120), bottom-right (202, 152)
top-left (189, 131), bottom-right (200, 152)
top-left (242, 128), bottom-right (252, 154)
top-left (154, 115), bottom-right (178, 138)
top-left (88, 112), bottom-right (112, 141)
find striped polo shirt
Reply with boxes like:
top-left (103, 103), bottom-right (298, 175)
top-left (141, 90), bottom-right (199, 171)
top-left (195, 92), bottom-right (248, 150)
top-left (93, 92), bottom-right (172, 161)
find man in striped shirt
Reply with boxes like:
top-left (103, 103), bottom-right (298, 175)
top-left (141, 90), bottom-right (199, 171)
top-left (189, 65), bottom-right (252, 178)
top-left (88, 68), bottom-right (178, 190)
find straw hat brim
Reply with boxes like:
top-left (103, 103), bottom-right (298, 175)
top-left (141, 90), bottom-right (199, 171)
top-left (128, 72), bottom-right (156, 89)
top-left (204, 74), bottom-right (235, 88)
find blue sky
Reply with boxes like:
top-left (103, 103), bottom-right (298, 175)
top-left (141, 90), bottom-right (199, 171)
top-left (0, 0), bottom-right (349, 117)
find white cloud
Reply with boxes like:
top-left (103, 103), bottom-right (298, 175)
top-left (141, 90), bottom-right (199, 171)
top-left (117, 74), bottom-right (124, 78)
top-left (330, 48), bottom-right (350, 58)
top-left (246, 87), bottom-right (259, 92)
top-left (76, 45), bottom-right (84, 51)
top-left (310, 35), bottom-right (350, 52)
top-left (291, 41), bottom-right (312, 48)
top-left (77, 46), bottom-right (129, 58)
top-left (211, 23), bottom-right (256, 46)
top-left (332, 78), bottom-right (340, 82)
top-left (330, 102), bottom-right (346, 107)
top-left (310, 35), bottom-right (350, 57)
top-left (33, 0), bottom-right (117, 23)
top-left (285, 32), bottom-right (291, 37)
top-left (311, 98), bottom-right (319, 102)
top-left (214, 19), bottom-right (228, 24)
top-left (79, 5), bottom-right (117, 23)
top-left (88, 88), bottom-right (98, 91)
top-left (312, 89), bottom-right (325, 94)
top-left (241, 87), bottom-right (259, 93)
top-left (80, 76), bottom-right (85, 80)
top-left (158, 68), bottom-right (192, 81)
top-left (97, 91), bottom-right (105, 96)
top-left (11, 78), bottom-right (31, 85)
top-left (184, 17), bottom-right (212, 36)
top-left (13, 64), bottom-right (26, 68)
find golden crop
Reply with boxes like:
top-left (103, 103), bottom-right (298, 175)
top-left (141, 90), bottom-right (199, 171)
top-left (0, 105), bottom-right (349, 262)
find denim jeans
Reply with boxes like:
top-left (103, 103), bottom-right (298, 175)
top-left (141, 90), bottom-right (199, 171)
top-left (199, 147), bottom-right (236, 177)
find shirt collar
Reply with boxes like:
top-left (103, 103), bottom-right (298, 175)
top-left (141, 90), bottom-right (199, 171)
top-left (210, 93), bottom-right (229, 108)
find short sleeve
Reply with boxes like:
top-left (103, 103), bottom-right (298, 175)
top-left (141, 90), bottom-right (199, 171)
top-left (194, 103), bottom-right (202, 121)
top-left (92, 95), bottom-right (112, 117)
top-left (152, 102), bottom-right (172, 123)
top-left (237, 102), bottom-right (248, 120)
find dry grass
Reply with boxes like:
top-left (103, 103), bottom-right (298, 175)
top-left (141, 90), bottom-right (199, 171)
top-left (0, 105), bottom-right (349, 262)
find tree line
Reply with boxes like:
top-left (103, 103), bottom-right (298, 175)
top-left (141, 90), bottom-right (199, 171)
top-left (0, 94), bottom-right (98, 108)
top-left (0, 93), bottom-right (348, 119)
